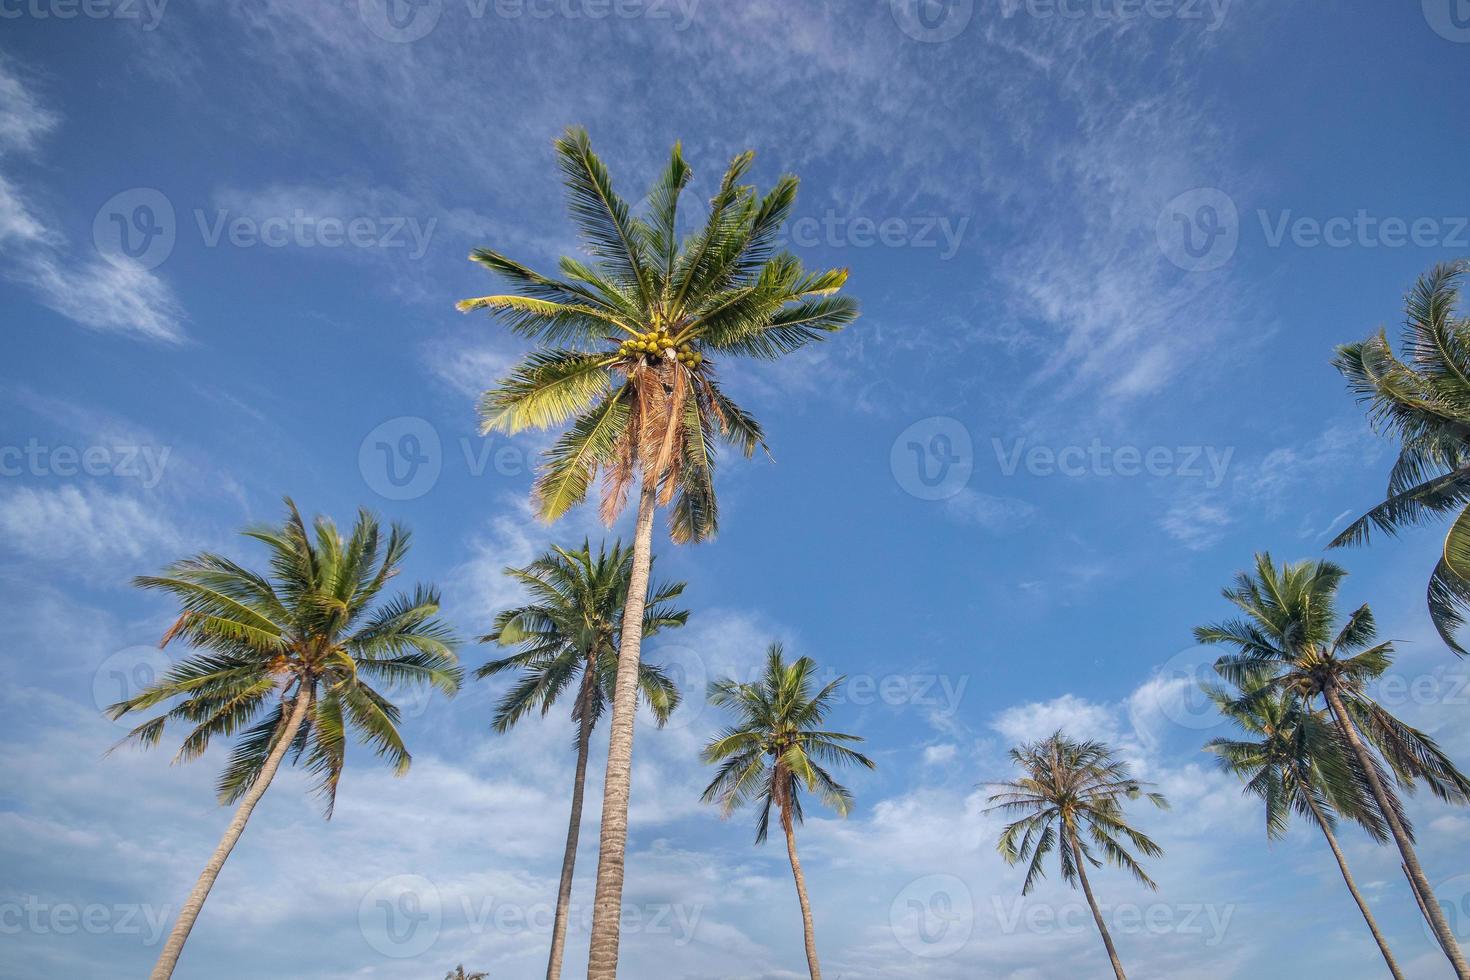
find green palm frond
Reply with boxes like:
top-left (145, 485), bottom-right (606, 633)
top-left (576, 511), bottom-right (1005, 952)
top-left (701, 644), bottom-right (873, 844)
top-left (113, 501), bottom-right (462, 818)
top-left (461, 130), bottom-right (857, 536)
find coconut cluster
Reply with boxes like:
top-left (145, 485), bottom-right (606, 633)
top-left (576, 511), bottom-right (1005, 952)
top-left (616, 330), bottom-right (703, 367)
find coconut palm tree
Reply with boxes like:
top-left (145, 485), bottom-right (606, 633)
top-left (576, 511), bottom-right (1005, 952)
top-left (986, 733), bottom-right (1168, 980)
top-left (1332, 260), bottom-right (1470, 653)
top-left (700, 645), bottom-right (875, 980)
top-left (1203, 668), bottom-right (1409, 979)
top-left (1197, 553), bottom-right (1470, 978)
top-left (479, 540), bottom-right (687, 980)
top-left (111, 499), bottom-right (461, 980)
top-left (445, 967), bottom-right (488, 980)
top-left (460, 126), bottom-right (857, 978)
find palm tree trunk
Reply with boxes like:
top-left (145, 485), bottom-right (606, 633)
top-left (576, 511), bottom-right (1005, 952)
top-left (1069, 833), bottom-right (1127, 980)
top-left (1323, 684), bottom-right (1470, 979)
top-left (780, 806), bottom-right (823, 980)
top-left (546, 676), bottom-right (596, 980)
top-left (149, 688), bottom-right (312, 980)
top-left (585, 475), bottom-right (659, 980)
top-left (1303, 793), bottom-right (1406, 980)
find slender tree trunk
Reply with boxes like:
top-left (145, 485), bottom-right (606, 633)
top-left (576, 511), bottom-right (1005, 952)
top-left (1323, 685), bottom-right (1470, 979)
top-left (781, 805), bottom-right (822, 980)
top-left (585, 476), bottom-right (659, 980)
top-left (1069, 833), bottom-right (1127, 980)
top-left (546, 675), bottom-right (597, 980)
top-left (1303, 794), bottom-right (1406, 980)
top-left (150, 689), bottom-right (312, 980)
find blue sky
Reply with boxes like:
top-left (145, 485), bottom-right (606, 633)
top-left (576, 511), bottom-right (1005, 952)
top-left (3, 1), bottom-right (1470, 977)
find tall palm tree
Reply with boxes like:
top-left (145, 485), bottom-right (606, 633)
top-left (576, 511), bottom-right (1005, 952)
top-left (1197, 553), bottom-right (1470, 978)
top-left (479, 540), bottom-right (687, 980)
top-left (111, 500), bottom-right (462, 980)
top-left (460, 126), bottom-right (857, 978)
top-left (1203, 668), bottom-right (1409, 979)
top-left (1332, 260), bottom-right (1470, 652)
top-left (986, 733), bottom-right (1168, 980)
top-left (700, 645), bottom-right (875, 980)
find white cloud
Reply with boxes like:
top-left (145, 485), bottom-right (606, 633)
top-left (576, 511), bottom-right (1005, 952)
top-left (991, 692), bottom-right (1124, 747)
top-left (0, 484), bottom-right (186, 573)
top-left (0, 59), bottom-right (185, 343)
top-left (1160, 499), bottom-right (1232, 550)
top-left (943, 488), bottom-right (1037, 532)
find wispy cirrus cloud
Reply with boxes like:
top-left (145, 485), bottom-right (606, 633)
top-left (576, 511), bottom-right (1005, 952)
top-left (0, 57), bottom-right (185, 343)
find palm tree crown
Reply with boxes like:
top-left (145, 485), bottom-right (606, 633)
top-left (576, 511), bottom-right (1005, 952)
top-left (460, 127), bottom-right (858, 542)
top-left (1196, 553), bottom-right (1470, 803)
top-left (111, 499), bottom-right (462, 814)
top-left (1203, 668), bottom-right (1402, 842)
top-left (478, 539), bottom-right (686, 734)
top-left (1332, 260), bottom-right (1470, 652)
top-left (701, 645), bottom-right (875, 842)
top-left (987, 733), bottom-right (1168, 895)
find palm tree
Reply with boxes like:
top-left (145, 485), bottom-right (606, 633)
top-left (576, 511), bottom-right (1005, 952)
top-left (986, 733), bottom-right (1168, 980)
top-left (460, 126), bottom-right (857, 978)
top-left (700, 645), bottom-right (875, 980)
top-left (1203, 668), bottom-right (1409, 979)
top-left (1197, 553), bottom-right (1470, 978)
top-left (479, 540), bottom-right (687, 980)
top-left (445, 967), bottom-right (488, 980)
top-left (110, 500), bottom-right (462, 980)
top-left (1332, 260), bottom-right (1470, 652)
